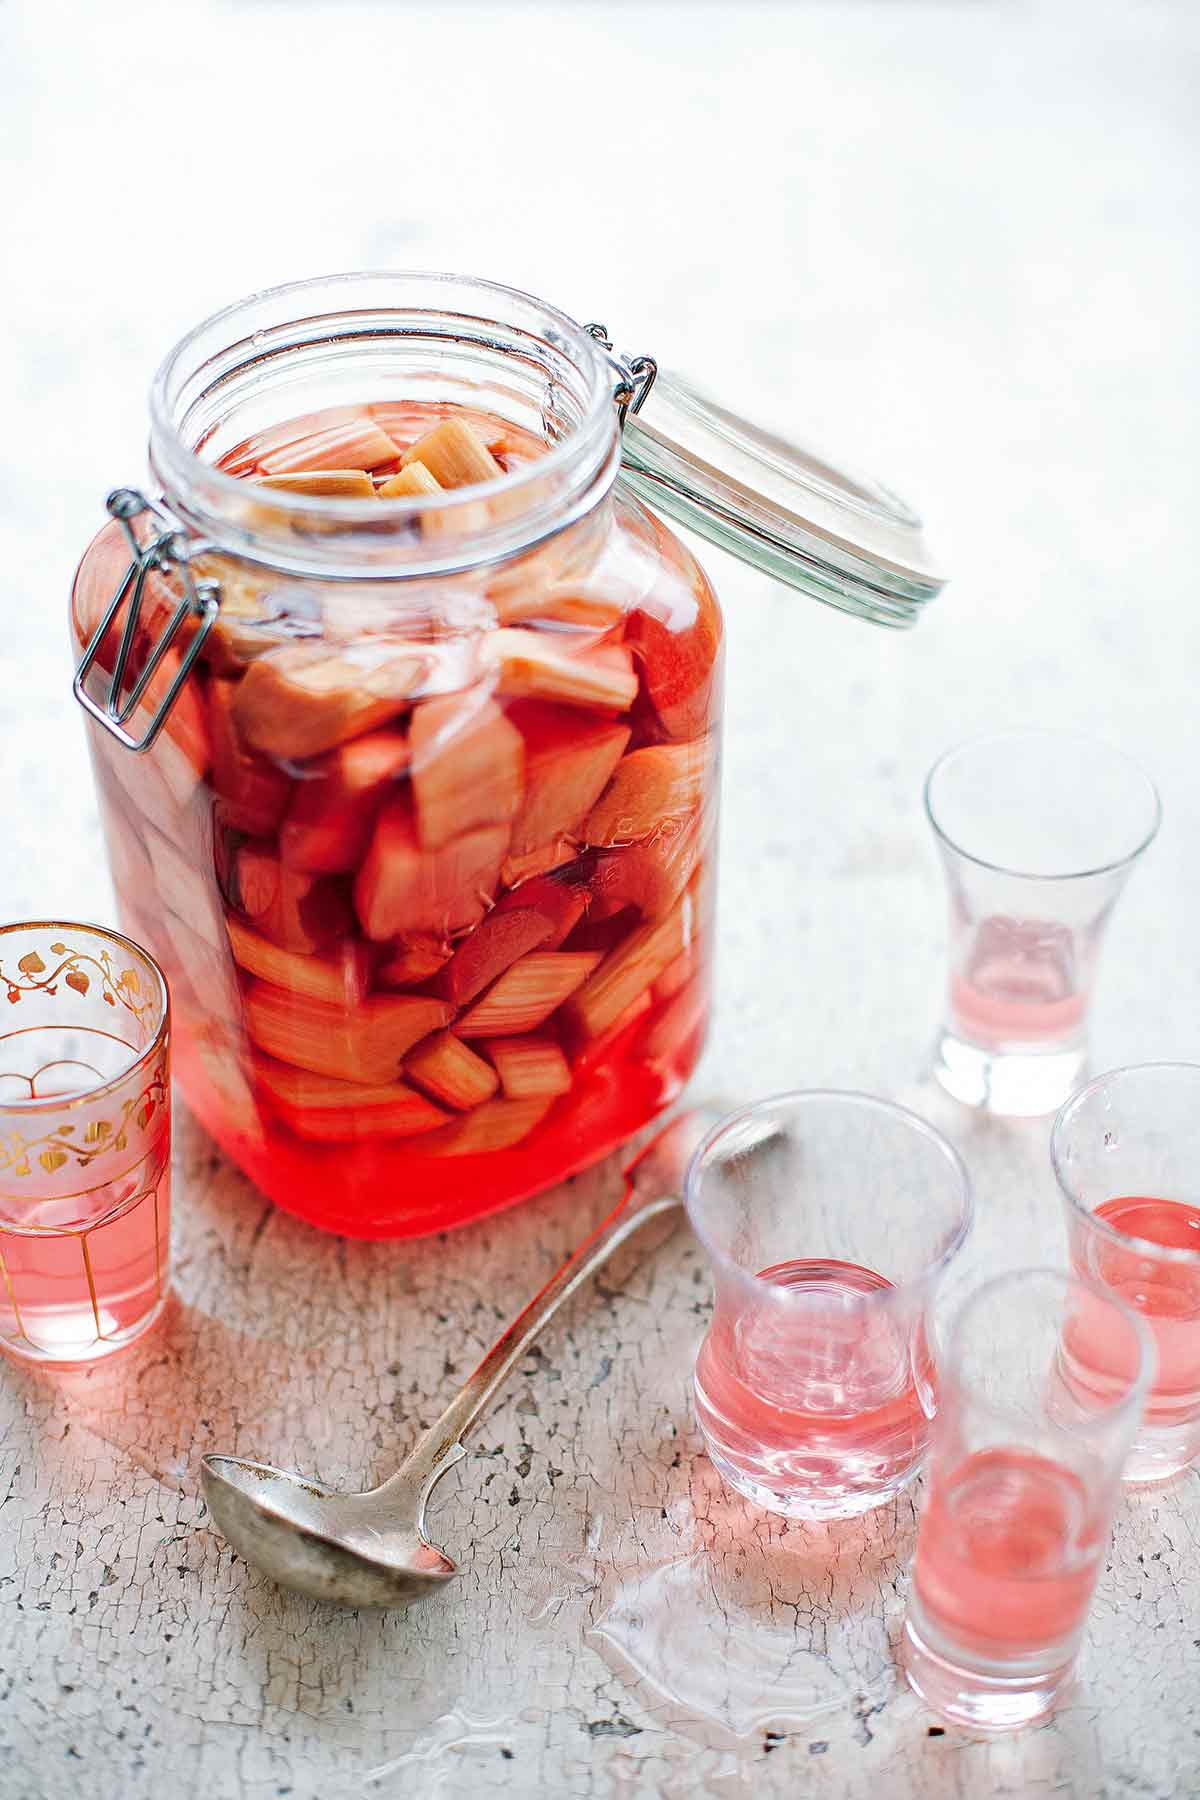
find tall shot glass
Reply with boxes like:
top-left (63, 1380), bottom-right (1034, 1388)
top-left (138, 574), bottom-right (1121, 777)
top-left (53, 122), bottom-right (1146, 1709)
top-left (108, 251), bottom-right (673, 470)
top-left (685, 1092), bottom-right (972, 1519)
top-left (902, 1269), bottom-right (1153, 1733)
top-left (0, 922), bottom-right (171, 1362)
top-left (925, 731), bottom-right (1160, 1116)
top-left (1052, 1063), bottom-right (1200, 1483)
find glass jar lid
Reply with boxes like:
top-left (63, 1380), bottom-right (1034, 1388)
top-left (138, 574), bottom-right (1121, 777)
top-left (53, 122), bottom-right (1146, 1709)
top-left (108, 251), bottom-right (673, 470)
top-left (616, 366), bottom-right (945, 629)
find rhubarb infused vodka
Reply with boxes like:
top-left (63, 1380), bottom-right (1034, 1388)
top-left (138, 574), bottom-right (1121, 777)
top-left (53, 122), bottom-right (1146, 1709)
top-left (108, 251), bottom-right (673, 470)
top-left (73, 401), bottom-right (721, 1238)
top-left (693, 1258), bottom-right (934, 1517)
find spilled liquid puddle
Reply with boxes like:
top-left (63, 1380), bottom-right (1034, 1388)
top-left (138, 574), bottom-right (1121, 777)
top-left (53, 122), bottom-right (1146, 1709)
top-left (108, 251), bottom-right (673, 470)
top-left (537, 1454), bottom-right (915, 1751)
top-left (589, 1548), bottom-right (880, 1737)
top-left (359, 1709), bottom-right (515, 1791)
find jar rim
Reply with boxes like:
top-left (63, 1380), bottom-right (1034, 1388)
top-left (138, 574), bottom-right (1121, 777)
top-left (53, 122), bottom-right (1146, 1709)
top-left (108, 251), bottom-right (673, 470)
top-left (148, 270), bottom-right (621, 578)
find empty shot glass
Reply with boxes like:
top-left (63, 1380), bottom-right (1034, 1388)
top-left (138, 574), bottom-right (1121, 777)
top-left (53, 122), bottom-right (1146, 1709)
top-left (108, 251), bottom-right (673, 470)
top-left (684, 1092), bottom-right (972, 1519)
top-left (902, 1268), bottom-right (1153, 1733)
top-left (0, 922), bottom-right (171, 1362)
top-left (925, 730), bottom-right (1160, 1116)
top-left (1052, 1063), bottom-right (1200, 1483)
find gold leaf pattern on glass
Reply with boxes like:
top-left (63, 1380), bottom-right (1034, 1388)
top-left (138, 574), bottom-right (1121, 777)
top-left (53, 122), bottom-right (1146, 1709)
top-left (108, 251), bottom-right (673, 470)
top-left (0, 941), bottom-right (156, 1029)
top-left (0, 1063), bottom-right (167, 1181)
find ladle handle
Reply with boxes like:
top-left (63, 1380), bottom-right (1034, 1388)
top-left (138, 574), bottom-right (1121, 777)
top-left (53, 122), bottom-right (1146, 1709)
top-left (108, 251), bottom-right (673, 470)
top-left (386, 1110), bottom-right (708, 1496)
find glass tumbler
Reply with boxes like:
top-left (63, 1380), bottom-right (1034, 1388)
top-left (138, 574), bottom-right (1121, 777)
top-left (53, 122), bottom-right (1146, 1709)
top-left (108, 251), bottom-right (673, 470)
top-left (902, 1268), bottom-right (1153, 1733)
top-left (0, 922), bottom-right (171, 1362)
top-left (684, 1091), bottom-right (972, 1519)
top-left (925, 730), bottom-right (1160, 1116)
top-left (1052, 1063), bottom-right (1200, 1482)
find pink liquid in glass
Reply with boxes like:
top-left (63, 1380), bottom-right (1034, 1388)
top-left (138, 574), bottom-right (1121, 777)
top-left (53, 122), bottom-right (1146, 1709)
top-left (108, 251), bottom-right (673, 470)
top-left (1066, 1196), bottom-right (1200, 1425)
top-left (0, 1152), bottom-right (170, 1358)
top-left (0, 1045), bottom-right (170, 1361)
top-left (913, 1448), bottom-right (1101, 1660)
top-left (952, 918), bottom-right (1085, 1048)
top-left (693, 1258), bottom-right (931, 1514)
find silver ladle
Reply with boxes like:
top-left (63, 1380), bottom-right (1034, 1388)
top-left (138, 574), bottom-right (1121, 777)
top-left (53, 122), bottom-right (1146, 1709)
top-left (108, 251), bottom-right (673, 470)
top-left (201, 1107), bottom-right (718, 1608)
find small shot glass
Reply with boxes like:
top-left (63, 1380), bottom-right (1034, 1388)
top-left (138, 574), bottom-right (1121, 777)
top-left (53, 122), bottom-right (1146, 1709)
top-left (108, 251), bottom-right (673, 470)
top-left (0, 922), bottom-right (171, 1363)
top-left (902, 1267), bottom-right (1154, 1734)
top-left (684, 1092), bottom-right (972, 1520)
top-left (925, 730), bottom-right (1160, 1116)
top-left (1052, 1063), bottom-right (1200, 1483)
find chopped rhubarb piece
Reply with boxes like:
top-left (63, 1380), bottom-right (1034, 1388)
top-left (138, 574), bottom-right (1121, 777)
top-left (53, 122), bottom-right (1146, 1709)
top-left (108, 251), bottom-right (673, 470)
top-left (492, 583), bottom-right (627, 633)
top-left (219, 405), bottom-right (369, 475)
top-left (562, 893), bottom-right (693, 1042)
top-left (250, 1054), bottom-right (448, 1140)
top-left (626, 517), bottom-right (724, 741)
top-left (354, 793), bottom-right (507, 940)
top-left (653, 942), bottom-right (699, 1002)
top-left (409, 693), bottom-right (524, 851)
top-left (507, 703), bottom-right (630, 861)
top-left (96, 787), bottom-right (155, 903)
top-left (267, 1085), bottom-right (449, 1143)
top-left (144, 825), bottom-right (226, 953)
top-left (369, 402), bottom-right (507, 454)
top-left (405, 1031), bottom-right (499, 1111)
top-left (456, 951), bottom-right (601, 1037)
top-left (570, 989), bottom-right (654, 1070)
top-left (507, 872), bottom-right (591, 949)
top-left (188, 555), bottom-right (325, 675)
top-left (500, 839), bottom-right (579, 889)
top-left (255, 469), bottom-right (376, 498)
top-left (233, 847), bottom-right (351, 953)
top-left (376, 934), bottom-right (454, 988)
top-left (279, 729), bottom-right (410, 872)
top-left (591, 814), bottom-right (704, 921)
top-left (232, 643), bottom-right (431, 759)
top-left (482, 631), bottom-right (638, 714)
top-left (244, 983), bottom-right (450, 1083)
top-left (483, 1036), bottom-right (572, 1101)
top-left (583, 740), bottom-right (712, 848)
top-left (72, 519), bottom-right (175, 677)
top-left (256, 416), bottom-right (399, 476)
top-left (90, 717), bottom-right (204, 856)
top-left (436, 874), bottom-right (587, 1008)
top-left (153, 908), bottom-right (243, 1029)
top-left (640, 973), bottom-right (710, 1067)
top-left (226, 916), bottom-right (368, 1005)
top-left (488, 421), bottom-right (550, 469)
top-left (400, 418), bottom-right (503, 488)
top-left (250, 1054), bottom-right (429, 1112)
top-left (129, 643), bottom-right (212, 790)
top-left (418, 1096), bottom-right (553, 1157)
top-left (207, 678), bottom-right (292, 836)
top-left (377, 461), bottom-right (441, 499)
top-left (436, 908), bottom-right (554, 1009)
top-left (233, 842), bottom-right (280, 918)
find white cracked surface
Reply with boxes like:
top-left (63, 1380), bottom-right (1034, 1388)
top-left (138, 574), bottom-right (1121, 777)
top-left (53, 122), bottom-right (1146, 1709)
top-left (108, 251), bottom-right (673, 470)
top-left (1, 1), bottom-right (1198, 1794)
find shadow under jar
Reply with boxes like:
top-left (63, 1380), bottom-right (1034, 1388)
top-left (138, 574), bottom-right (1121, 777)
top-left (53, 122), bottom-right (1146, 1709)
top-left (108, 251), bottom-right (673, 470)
top-left (71, 273), bottom-right (944, 1238)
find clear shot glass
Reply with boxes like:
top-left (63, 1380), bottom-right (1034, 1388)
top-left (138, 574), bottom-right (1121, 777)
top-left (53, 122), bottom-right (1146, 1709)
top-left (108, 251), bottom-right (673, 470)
top-left (684, 1092), bottom-right (972, 1520)
top-left (902, 1268), bottom-right (1153, 1733)
top-left (0, 922), bottom-right (171, 1362)
top-left (925, 730), bottom-right (1160, 1116)
top-left (1052, 1063), bottom-right (1200, 1483)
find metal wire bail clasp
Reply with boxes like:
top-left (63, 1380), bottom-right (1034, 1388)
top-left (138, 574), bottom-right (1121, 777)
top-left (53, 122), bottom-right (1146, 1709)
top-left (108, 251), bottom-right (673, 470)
top-left (584, 324), bottom-right (657, 429)
top-left (73, 489), bottom-right (221, 754)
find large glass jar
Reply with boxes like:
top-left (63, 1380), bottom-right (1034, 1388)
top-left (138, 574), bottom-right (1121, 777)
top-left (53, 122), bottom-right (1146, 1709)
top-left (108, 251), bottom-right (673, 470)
top-left (71, 274), bottom-right (943, 1238)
